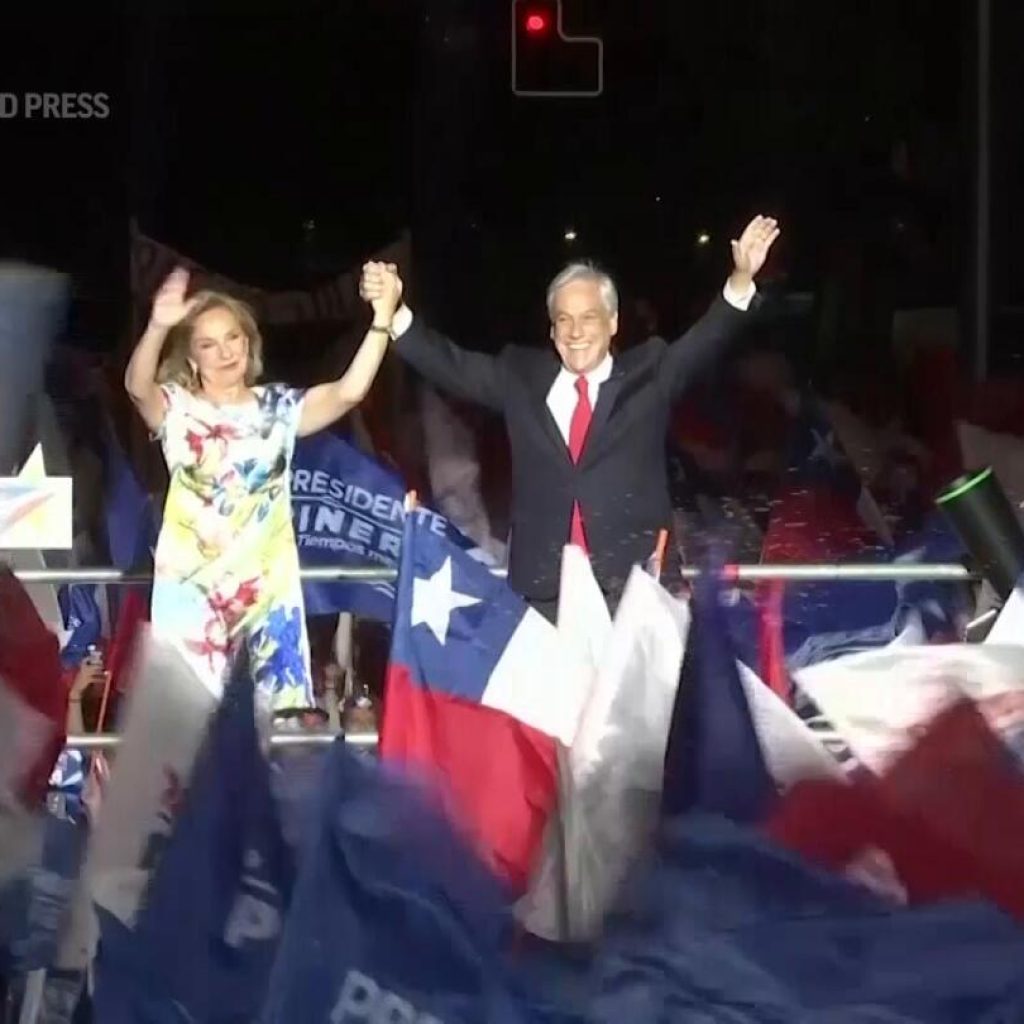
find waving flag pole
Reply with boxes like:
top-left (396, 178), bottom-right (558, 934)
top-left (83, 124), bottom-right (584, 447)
top-left (759, 580), bottom-right (790, 703)
top-left (92, 656), bottom-right (119, 796)
top-left (96, 664), bottom-right (117, 735)
top-left (646, 528), bottom-right (669, 582)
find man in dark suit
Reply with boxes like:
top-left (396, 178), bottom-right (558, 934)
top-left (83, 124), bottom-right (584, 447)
top-left (360, 216), bottom-right (780, 620)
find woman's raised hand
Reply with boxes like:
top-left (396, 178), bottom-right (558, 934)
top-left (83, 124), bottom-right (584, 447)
top-left (149, 267), bottom-right (198, 330)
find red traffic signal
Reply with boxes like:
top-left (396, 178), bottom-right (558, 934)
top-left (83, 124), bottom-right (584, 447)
top-left (511, 0), bottom-right (603, 98)
top-left (524, 11), bottom-right (549, 34)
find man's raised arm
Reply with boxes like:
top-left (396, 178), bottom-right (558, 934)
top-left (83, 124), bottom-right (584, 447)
top-left (662, 215), bottom-right (780, 397)
top-left (360, 262), bottom-right (504, 413)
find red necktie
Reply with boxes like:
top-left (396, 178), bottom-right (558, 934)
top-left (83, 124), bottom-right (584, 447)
top-left (568, 376), bottom-right (592, 551)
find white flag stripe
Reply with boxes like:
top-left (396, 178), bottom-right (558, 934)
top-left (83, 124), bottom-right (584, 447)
top-left (564, 570), bottom-right (688, 940)
top-left (83, 628), bottom-right (217, 927)
top-left (570, 569), bottom-right (688, 787)
top-left (542, 567), bottom-right (689, 942)
top-left (796, 642), bottom-right (1024, 774)
top-left (518, 545), bottom-right (613, 940)
top-left (481, 606), bottom-right (591, 748)
top-left (556, 544), bottom-right (612, 682)
top-left (737, 663), bottom-right (844, 786)
top-left (986, 577), bottom-right (1024, 645)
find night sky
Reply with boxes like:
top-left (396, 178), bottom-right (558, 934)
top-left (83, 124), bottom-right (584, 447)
top-left (1, 1), bottom-right (1022, 366)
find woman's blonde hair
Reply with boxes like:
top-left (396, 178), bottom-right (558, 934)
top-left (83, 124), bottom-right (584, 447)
top-left (156, 290), bottom-right (264, 390)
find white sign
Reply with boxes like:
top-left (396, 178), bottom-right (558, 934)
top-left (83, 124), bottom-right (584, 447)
top-left (0, 476), bottom-right (73, 549)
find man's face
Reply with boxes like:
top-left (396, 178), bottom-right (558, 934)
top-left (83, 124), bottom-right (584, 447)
top-left (550, 278), bottom-right (617, 375)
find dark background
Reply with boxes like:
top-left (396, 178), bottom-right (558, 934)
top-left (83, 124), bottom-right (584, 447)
top-left (1, 0), bottom-right (1021, 370)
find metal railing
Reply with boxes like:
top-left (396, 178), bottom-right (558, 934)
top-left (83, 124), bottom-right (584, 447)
top-left (13, 563), bottom-right (979, 585)
top-left (23, 560), bottom-right (980, 755)
top-left (65, 731), bottom-right (377, 750)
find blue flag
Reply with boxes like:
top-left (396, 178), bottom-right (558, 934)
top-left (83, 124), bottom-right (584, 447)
top-left (57, 584), bottom-right (102, 668)
top-left (103, 428), bottom-right (157, 572)
top-left (291, 432), bottom-right (494, 621)
top-left (781, 516), bottom-right (968, 671)
top-left (725, 511), bottom-right (969, 675)
top-left (18, 814), bottom-right (88, 973)
top-left (593, 815), bottom-right (1024, 1023)
top-left (0, 809), bottom-right (88, 976)
top-left (662, 570), bottom-right (775, 824)
top-left (260, 739), bottom-right (541, 1024)
top-left (891, 509), bottom-right (971, 642)
top-left (270, 742), bottom-right (331, 860)
top-left (93, 655), bottom-right (293, 1022)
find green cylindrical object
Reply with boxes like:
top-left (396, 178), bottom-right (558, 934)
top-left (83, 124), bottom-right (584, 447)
top-left (937, 467), bottom-right (1024, 599)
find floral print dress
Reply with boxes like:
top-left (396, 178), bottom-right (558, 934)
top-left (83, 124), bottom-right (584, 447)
top-left (152, 382), bottom-right (313, 709)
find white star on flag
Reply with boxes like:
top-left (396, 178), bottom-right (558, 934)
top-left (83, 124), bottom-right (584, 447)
top-left (410, 556), bottom-right (481, 645)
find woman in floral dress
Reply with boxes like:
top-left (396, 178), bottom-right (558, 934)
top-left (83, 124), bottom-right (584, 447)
top-left (124, 263), bottom-right (402, 708)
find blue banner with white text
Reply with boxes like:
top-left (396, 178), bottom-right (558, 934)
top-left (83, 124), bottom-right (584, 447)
top-left (291, 433), bottom-right (490, 621)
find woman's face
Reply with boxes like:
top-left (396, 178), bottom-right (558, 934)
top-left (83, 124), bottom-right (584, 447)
top-left (189, 306), bottom-right (250, 389)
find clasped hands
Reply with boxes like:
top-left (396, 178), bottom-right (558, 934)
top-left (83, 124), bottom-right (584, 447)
top-left (360, 262), bottom-right (403, 325)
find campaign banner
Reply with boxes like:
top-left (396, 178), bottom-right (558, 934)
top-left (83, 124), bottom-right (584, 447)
top-left (291, 432), bottom-right (493, 622)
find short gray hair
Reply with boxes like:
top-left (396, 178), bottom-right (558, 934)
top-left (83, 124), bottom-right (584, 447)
top-left (546, 261), bottom-right (619, 319)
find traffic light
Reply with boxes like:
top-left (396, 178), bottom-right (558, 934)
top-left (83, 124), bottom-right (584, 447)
top-left (511, 0), bottom-right (603, 98)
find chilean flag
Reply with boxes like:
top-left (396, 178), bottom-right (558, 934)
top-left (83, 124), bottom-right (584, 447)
top-left (0, 566), bottom-right (67, 808)
top-left (380, 513), bottom-right (587, 892)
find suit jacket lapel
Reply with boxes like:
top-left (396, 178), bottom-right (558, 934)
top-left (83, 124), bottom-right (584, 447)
top-left (580, 366), bottom-right (627, 465)
top-left (530, 357), bottom-right (571, 462)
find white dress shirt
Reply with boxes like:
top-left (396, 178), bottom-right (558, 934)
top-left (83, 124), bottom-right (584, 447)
top-left (390, 278), bottom-right (756, 446)
top-left (546, 354), bottom-right (613, 444)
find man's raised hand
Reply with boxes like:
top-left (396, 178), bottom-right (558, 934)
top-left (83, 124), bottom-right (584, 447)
top-left (730, 215), bottom-right (781, 280)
